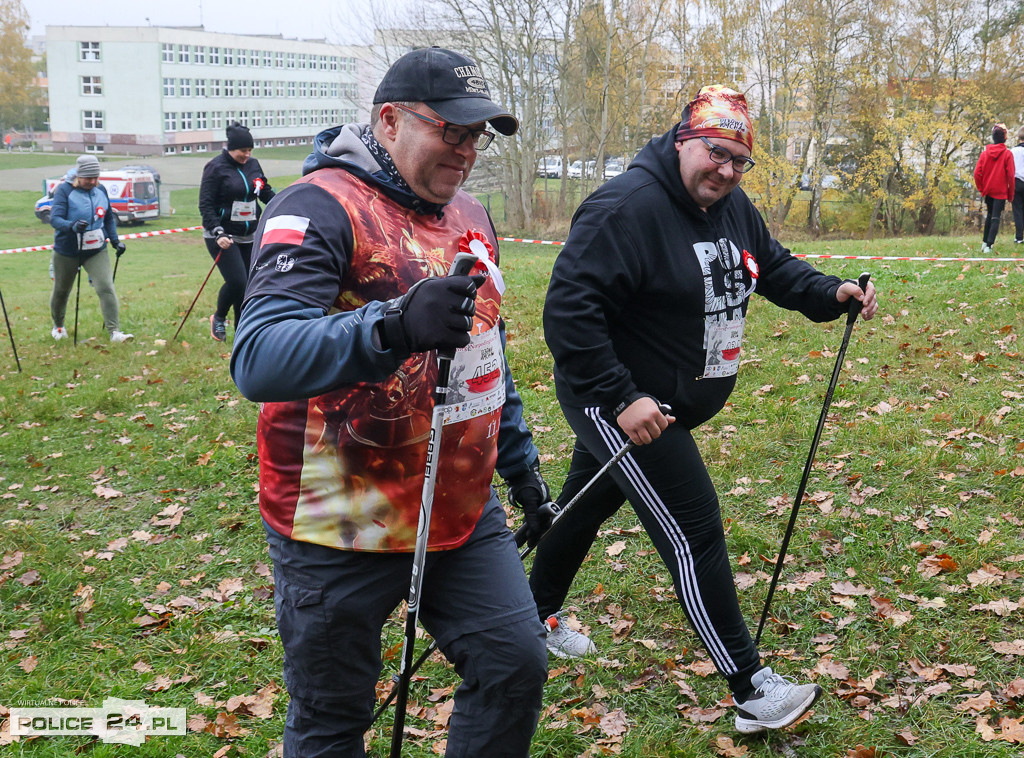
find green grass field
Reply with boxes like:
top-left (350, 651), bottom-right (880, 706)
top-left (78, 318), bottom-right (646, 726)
top-left (1, 193), bottom-right (1023, 757)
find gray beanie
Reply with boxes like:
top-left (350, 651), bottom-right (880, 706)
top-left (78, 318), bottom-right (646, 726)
top-left (75, 154), bottom-right (101, 178)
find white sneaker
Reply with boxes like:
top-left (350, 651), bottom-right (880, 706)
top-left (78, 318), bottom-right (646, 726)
top-left (51, 326), bottom-right (68, 340)
top-left (982, 244), bottom-right (993, 253)
top-left (109, 330), bottom-right (134, 343)
top-left (543, 611), bottom-right (596, 659)
top-left (734, 667), bottom-right (822, 733)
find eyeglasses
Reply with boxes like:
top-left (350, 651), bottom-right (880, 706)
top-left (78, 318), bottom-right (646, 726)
top-left (699, 136), bottom-right (756, 173)
top-left (392, 103), bottom-right (495, 150)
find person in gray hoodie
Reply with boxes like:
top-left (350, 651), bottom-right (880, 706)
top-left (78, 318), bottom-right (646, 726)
top-left (230, 47), bottom-right (550, 757)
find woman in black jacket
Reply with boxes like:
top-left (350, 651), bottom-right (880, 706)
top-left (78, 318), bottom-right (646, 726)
top-left (198, 122), bottom-right (274, 341)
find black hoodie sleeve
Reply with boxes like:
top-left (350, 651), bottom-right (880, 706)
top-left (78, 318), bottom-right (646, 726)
top-left (753, 228), bottom-right (847, 323)
top-left (198, 157), bottom-right (223, 233)
top-left (543, 204), bottom-right (644, 411)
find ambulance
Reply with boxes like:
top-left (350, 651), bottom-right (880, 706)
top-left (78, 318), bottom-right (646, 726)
top-left (34, 167), bottom-right (160, 225)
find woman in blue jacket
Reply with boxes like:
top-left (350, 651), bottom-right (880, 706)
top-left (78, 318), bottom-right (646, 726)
top-left (49, 154), bottom-right (131, 342)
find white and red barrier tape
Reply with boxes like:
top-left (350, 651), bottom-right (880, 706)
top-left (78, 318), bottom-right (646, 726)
top-left (3, 227), bottom-right (1023, 264)
top-left (0, 226), bottom-right (203, 256)
top-left (495, 237), bottom-right (1024, 263)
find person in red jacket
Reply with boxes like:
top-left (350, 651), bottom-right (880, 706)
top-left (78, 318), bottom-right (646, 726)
top-left (974, 123), bottom-right (1015, 253)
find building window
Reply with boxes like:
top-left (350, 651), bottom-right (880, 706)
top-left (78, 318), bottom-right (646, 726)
top-left (252, 112), bottom-right (261, 128)
top-left (263, 81), bottom-right (273, 97)
top-left (238, 49), bottom-right (247, 66)
top-left (275, 52), bottom-right (284, 68)
top-left (198, 144), bottom-right (208, 152)
top-left (224, 48), bottom-right (234, 65)
top-left (163, 78), bottom-right (175, 97)
top-left (212, 112), bottom-right (223, 129)
top-left (81, 76), bottom-right (102, 96)
top-left (85, 144), bottom-right (104, 153)
top-left (288, 82), bottom-right (295, 98)
top-left (164, 112), bottom-right (177, 131)
top-left (210, 79), bottom-right (221, 97)
top-left (178, 45), bottom-right (191, 63)
top-left (276, 81), bottom-right (285, 97)
top-left (287, 53), bottom-right (295, 68)
top-left (195, 79), bottom-right (206, 97)
top-left (299, 110), bottom-right (308, 126)
top-left (263, 51), bottom-right (272, 67)
top-left (224, 80), bottom-right (235, 97)
top-left (340, 83), bottom-right (357, 99)
top-left (181, 145), bottom-right (192, 154)
top-left (164, 146), bottom-right (177, 155)
top-left (80, 42), bottom-right (101, 62)
top-left (340, 57), bottom-right (355, 73)
top-left (238, 80), bottom-right (248, 98)
top-left (162, 43), bottom-right (174, 63)
top-left (181, 112), bottom-right (193, 130)
top-left (288, 111), bottom-right (296, 126)
top-left (210, 47), bottom-right (220, 65)
top-left (277, 110), bottom-right (286, 126)
top-left (299, 82), bottom-right (307, 98)
top-left (196, 46), bottom-right (206, 64)
top-left (82, 110), bottom-right (104, 130)
top-left (196, 112), bottom-right (208, 129)
top-left (330, 57), bottom-right (338, 71)
top-left (179, 79), bottom-right (191, 97)
top-left (299, 53), bottom-right (307, 69)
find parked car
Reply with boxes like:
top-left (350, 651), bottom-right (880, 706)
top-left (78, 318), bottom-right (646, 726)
top-left (34, 167), bottom-right (160, 225)
top-left (536, 156), bottom-right (563, 179)
top-left (568, 159), bottom-right (597, 179)
top-left (603, 158), bottom-right (625, 179)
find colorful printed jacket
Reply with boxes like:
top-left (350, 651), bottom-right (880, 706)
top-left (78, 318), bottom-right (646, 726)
top-left (231, 124), bottom-right (540, 552)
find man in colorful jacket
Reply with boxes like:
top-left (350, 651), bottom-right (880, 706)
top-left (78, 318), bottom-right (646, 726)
top-left (974, 123), bottom-right (1015, 253)
top-left (530, 86), bottom-right (877, 734)
top-left (230, 48), bottom-right (550, 757)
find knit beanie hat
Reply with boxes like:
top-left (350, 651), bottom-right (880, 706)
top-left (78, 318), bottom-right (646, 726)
top-left (993, 123), bottom-right (1007, 143)
top-left (226, 122), bottom-right (254, 151)
top-left (75, 154), bottom-right (101, 178)
top-left (675, 85), bottom-right (754, 152)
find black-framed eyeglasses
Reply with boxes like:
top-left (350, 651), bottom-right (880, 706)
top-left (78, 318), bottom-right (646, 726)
top-left (392, 103), bottom-right (495, 150)
top-left (699, 136), bottom-right (756, 173)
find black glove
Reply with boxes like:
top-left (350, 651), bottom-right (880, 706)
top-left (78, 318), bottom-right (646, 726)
top-left (378, 274), bottom-right (486, 357)
top-left (507, 462), bottom-right (553, 545)
top-left (212, 226), bottom-right (230, 241)
top-left (72, 219), bottom-right (89, 233)
top-left (113, 241), bottom-right (126, 256)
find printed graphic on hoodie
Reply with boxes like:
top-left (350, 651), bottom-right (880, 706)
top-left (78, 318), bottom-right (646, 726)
top-left (693, 238), bottom-right (757, 378)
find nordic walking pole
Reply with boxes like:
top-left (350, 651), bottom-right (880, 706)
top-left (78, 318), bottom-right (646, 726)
top-left (374, 402), bottom-right (673, 726)
top-left (515, 402), bottom-right (674, 560)
top-left (0, 285), bottom-right (21, 372)
top-left (112, 243), bottom-right (125, 282)
top-left (73, 230), bottom-right (84, 346)
top-left (172, 249), bottom-right (223, 341)
top-left (754, 272), bottom-right (871, 646)
top-left (389, 251), bottom-right (479, 758)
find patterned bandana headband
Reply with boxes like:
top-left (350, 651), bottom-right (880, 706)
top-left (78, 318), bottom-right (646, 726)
top-left (675, 85), bottom-right (754, 153)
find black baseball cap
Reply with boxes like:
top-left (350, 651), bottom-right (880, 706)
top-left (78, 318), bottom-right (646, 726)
top-left (373, 47), bottom-right (519, 136)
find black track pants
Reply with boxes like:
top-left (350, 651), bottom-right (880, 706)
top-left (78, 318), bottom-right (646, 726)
top-left (205, 237), bottom-right (253, 324)
top-left (529, 404), bottom-right (762, 698)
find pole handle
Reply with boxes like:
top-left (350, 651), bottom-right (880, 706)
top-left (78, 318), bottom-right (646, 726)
top-left (436, 252), bottom-right (480, 362)
top-left (846, 272), bottom-right (871, 323)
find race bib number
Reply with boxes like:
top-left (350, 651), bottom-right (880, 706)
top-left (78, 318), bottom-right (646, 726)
top-left (230, 200), bottom-right (257, 222)
top-left (441, 327), bottom-right (505, 425)
top-left (702, 317), bottom-right (744, 378)
top-left (81, 228), bottom-right (105, 250)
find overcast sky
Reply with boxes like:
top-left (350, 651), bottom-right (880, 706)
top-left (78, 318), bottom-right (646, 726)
top-left (23, 0), bottom-right (387, 45)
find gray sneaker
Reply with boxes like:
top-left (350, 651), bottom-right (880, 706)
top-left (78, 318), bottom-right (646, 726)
top-left (734, 667), bottom-right (822, 733)
top-left (543, 611), bottom-right (596, 659)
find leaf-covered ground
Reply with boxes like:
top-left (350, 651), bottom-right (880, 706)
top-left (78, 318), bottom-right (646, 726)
top-left (0, 228), bottom-right (1022, 757)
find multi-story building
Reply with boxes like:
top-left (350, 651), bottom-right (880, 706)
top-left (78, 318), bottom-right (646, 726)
top-left (45, 25), bottom-right (375, 156)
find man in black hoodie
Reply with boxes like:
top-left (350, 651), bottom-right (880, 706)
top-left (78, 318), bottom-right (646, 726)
top-left (533, 86), bottom-right (877, 733)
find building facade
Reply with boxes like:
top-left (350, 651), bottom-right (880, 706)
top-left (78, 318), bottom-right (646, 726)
top-left (46, 26), bottom-right (374, 156)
